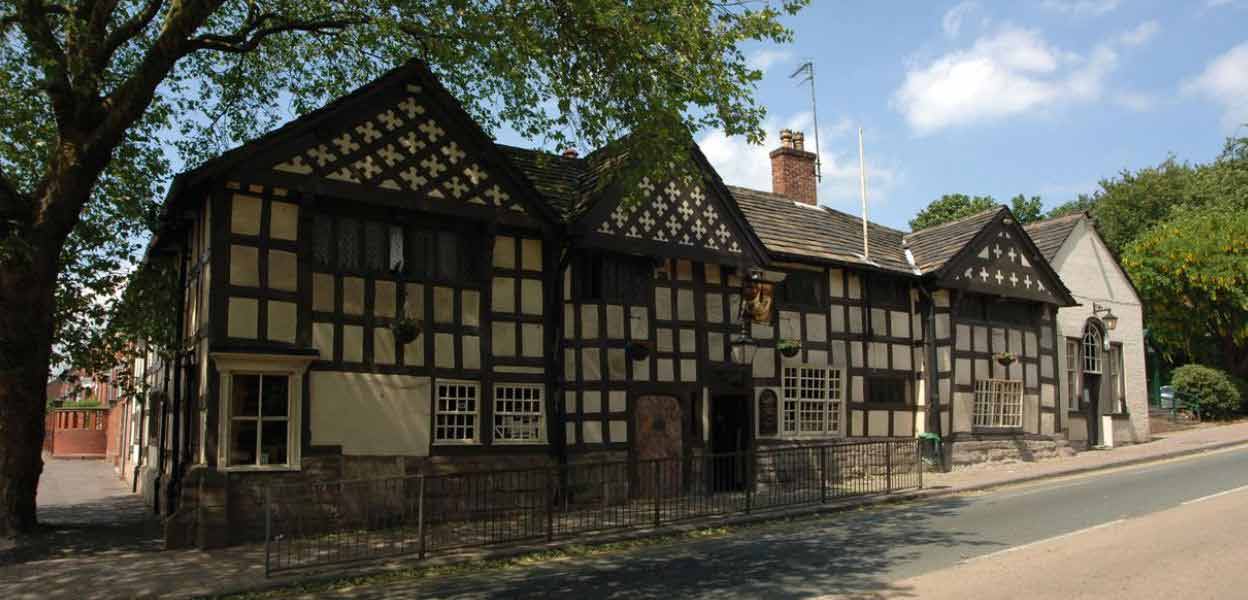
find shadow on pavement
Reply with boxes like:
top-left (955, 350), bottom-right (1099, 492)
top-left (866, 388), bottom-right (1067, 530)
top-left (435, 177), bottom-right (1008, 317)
top-left (314, 496), bottom-right (996, 600)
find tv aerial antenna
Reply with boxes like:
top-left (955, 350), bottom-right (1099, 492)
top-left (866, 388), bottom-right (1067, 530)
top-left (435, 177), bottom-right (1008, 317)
top-left (789, 60), bottom-right (822, 181)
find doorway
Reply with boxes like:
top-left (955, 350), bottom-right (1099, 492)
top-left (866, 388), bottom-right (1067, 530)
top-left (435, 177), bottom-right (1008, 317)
top-left (1082, 373), bottom-right (1101, 447)
top-left (634, 395), bottom-right (683, 497)
top-left (710, 394), bottom-right (750, 491)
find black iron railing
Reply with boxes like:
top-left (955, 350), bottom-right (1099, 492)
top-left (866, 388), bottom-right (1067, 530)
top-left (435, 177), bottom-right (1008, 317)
top-left (264, 439), bottom-right (921, 575)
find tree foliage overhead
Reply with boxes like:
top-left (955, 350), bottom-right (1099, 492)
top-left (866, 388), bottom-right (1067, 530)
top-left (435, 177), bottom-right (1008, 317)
top-left (908, 192), bottom-right (1048, 231)
top-left (1007, 194), bottom-right (1043, 224)
top-left (908, 194), bottom-right (999, 231)
top-left (0, 0), bottom-right (807, 376)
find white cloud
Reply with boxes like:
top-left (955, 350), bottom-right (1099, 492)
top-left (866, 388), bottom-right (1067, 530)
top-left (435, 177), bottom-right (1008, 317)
top-left (1040, 0), bottom-right (1121, 16)
top-left (1183, 42), bottom-right (1248, 130)
top-left (747, 48), bottom-right (793, 73)
top-left (1114, 90), bottom-right (1159, 111)
top-left (1118, 20), bottom-right (1160, 46)
top-left (697, 113), bottom-right (900, 209)
top-left (942, 2), bottom-right (978, 38)
top-left (893, 21), bottom-right (1162, 135)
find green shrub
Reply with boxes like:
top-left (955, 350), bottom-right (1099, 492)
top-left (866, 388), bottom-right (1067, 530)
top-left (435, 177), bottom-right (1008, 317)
top-left (1172, 364), bottom-right (1242, 420)
top-left (1230, 375), bottom-right (1248, 413)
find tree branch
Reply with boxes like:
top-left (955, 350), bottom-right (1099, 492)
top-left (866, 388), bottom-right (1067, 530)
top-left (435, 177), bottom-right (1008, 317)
top-left (98, 0), bottom-right (165, 69)
top-left (14, 1), bottom-right (75, 126)
top-left (186, 14), bottom-right (365, 54)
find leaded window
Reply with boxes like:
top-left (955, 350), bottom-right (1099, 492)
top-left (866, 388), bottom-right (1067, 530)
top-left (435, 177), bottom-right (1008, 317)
top-left (313, 214), bottom-right (334, 266)
top-left (337, 217), bottom-right (360, 270)
top-left (781, 366), bottom-right (842, 435)
top-left (434, 381), bottom-right (479, 443)
top-left (973, 379), bottom-right (1023, 429)
top-left (364, 220), bottom-right (387, 272)
top-left (1083, 328), bottom-right (1102, 374)
top-left (576, 252), bottom-right (651, 304)
top-left (493, 384), bottom-right (545, 443)
top-left (778, 271), bottom-right (826, 308)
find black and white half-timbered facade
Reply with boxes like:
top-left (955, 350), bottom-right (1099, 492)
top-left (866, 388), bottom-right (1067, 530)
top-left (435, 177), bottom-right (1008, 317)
top-left (134, 61), bottom-right (1142, 548)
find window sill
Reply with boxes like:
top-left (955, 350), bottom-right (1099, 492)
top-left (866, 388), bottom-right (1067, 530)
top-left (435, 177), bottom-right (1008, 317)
top-left (433, 440), bottom-right (482, 446)
top-left (493, 440), bottom-right (549, 446)
top-left (222, 464), bottom-right (301, 473)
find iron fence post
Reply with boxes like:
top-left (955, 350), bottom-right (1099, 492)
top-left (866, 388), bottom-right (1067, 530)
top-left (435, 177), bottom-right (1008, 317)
top-left (745, 453), bottom-right (754, 514)
top-left (653, 462), bottom-right (661, 528)
top-left (264, 485), bottom-right (272, 577)
top-left (917, 440), bottom-right (924, 489)
top-left (545, 467), bottom-right (555, 542)
top-left (819, 447), bottom-right (828, 503)
top-left (886, 442), bottom-right (894, 493)
top-left (417, 474), bottom-right (426, 560)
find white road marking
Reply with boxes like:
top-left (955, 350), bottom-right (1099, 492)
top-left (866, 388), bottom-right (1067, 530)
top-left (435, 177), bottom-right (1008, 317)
top-left (1181, 484), bottom-right (1248, 506)
top-left (961, 519), bottom-right (1127, 564)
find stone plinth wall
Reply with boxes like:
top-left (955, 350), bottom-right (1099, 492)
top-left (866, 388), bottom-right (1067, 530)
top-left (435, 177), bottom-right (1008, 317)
top-left (948, 438), bottom-right (1075, 468)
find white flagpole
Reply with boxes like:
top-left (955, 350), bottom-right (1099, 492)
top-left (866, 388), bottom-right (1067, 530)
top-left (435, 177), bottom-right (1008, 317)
top-left (858, 127), bottom-right (870, 259)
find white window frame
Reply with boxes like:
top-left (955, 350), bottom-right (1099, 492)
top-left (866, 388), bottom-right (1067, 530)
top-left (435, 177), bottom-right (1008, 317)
top-left (213, 353), bottom-right (313, 472)
top-left (1082, 329), bottom-right (1102, 374)
top-left (780, 366), bottom-right (843, 437)
top-left (1108, 344), bottom-right (1125, 414)
top-left (434, 379), bottom-right (481, 445)
top-left (492, 383), bottom-right (546, 444)
top-left (973, 379), bottom-right (1024, 429)
top-left (1065, 338), bottom-right (1080, 412)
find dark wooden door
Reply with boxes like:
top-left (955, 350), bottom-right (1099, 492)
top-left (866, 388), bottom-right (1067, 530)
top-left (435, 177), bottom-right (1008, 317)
top-left (1082, 374), bottom-right (1101, 447)
top-left (710, 394), bottom-right (748, 491)
top-left (635, 395), bottom-right (682, 497)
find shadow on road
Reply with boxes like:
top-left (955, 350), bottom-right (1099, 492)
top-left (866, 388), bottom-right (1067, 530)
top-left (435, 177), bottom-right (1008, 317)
top-left (318, 495), bottom-right (996, 600)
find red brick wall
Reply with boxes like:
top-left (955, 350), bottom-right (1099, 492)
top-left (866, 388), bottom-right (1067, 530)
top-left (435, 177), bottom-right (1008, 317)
top-left (45, 409), bottom-right (110, 458)
top-left (52, 429), bottom-right (108, 456)
top-left (106, 399), bottom-right (128, 465)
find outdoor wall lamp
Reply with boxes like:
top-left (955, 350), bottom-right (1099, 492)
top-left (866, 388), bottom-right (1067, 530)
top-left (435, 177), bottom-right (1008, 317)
top-left (730, 332), bottom-right (759, 367)
top-left (729, 266), bottom-right (765, 366)
top-left (1093, 303), bottom-right (1119, 331)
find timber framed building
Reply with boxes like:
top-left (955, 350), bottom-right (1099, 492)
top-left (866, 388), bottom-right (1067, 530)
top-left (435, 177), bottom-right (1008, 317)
top-left (131, 61), bottom-right (1147, 547)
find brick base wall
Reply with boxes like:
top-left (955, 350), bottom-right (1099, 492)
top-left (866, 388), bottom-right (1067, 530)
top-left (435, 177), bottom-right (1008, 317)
top-left (49, 429), bottom-right (108, 457)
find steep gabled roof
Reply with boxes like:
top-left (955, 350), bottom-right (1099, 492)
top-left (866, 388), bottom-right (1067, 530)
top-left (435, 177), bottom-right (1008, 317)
top-left (903, 207), bottom-right (1005, 274)
top-left (496, 145), bottom-right (586, 219)
top-left (730, 187), bottom-right (912, 273)
top-left (1024, 211), bottom-right (1085, 261)
top-left (157, 59), bottom-right (564, 235)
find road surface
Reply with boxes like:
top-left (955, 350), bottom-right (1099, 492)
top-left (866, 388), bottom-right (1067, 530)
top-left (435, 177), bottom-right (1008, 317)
top-left (310, 445), bottom-right (1248, 599)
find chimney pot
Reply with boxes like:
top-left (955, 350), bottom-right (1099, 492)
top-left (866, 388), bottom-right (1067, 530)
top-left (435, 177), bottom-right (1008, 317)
top-left (562, 148), bottom-right (579, 158)
top-left (769, 129), bottom-right (818, 205)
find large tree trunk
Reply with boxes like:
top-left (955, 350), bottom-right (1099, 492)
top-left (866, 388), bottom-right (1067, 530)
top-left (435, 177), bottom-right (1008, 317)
top-left (0, 249), bottom-right (58, 537)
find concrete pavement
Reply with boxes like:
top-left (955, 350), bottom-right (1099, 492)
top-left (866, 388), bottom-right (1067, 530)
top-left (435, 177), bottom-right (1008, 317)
top-left (872, 480), bottom-right (1248, 599)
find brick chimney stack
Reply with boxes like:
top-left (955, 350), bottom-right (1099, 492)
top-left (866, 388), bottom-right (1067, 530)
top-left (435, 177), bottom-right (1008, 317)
top-left (770, 128), bottom-right (818, 205)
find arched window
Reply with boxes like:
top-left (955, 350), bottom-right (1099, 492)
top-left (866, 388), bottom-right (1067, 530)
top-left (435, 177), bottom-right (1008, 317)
top-left (1082, 327), bottom-right (1102, 374)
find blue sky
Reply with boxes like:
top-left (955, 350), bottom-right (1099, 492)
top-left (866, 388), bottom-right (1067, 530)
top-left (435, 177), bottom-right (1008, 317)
top-left (681, 0), bottom-right (1248, 230)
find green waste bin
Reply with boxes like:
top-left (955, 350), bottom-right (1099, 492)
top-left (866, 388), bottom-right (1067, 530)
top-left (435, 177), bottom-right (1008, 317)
top-left (918, 432), bottom-right (942, 468)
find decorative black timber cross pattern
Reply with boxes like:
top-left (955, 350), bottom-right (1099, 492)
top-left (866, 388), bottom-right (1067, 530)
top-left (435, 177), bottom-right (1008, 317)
top-left (595, 174), bottom-right (743, 254)
top-left (271, 83), bottom-right (526, 214)
top-left (953, 234), bottom-right (1050, 297)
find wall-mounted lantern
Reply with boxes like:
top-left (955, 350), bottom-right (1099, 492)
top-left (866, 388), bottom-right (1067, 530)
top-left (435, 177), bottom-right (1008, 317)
top-left (1093, 303), bottom-right (1118, 331)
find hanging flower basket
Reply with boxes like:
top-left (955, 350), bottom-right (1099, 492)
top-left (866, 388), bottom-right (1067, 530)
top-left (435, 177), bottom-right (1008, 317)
top-left (993, 351), bottom-right (1017, 367)
top-left (626, 341), bottom-right (651, 362)
top-left (777, 338), bottom-right (802, 358)
top-left (392, 318), bottom-right (423, 345)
